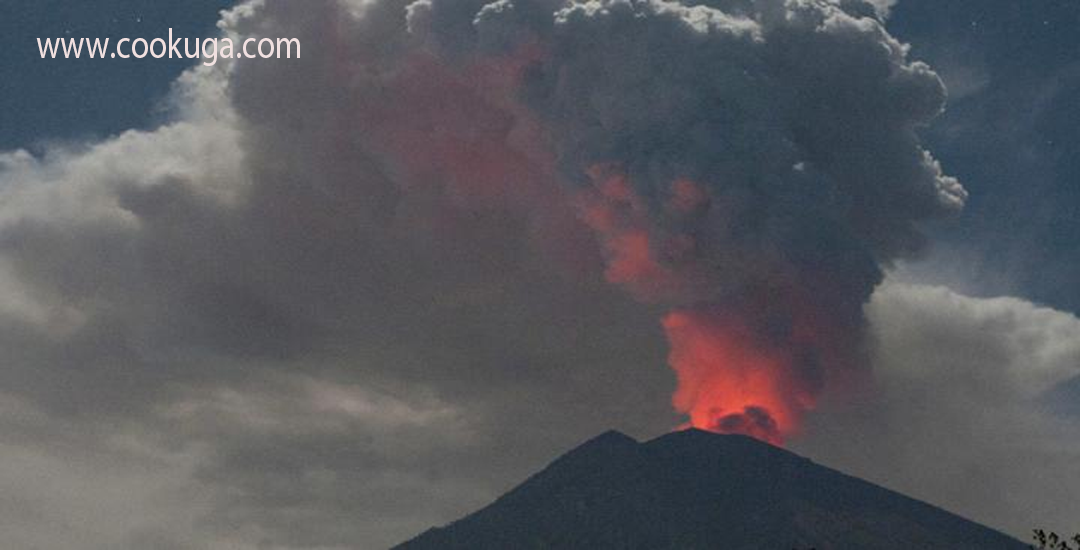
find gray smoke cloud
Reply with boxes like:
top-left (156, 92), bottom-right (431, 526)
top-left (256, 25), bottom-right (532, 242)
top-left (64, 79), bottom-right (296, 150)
top-left (0, 0), bottom-right (1073, 548)
top-left (403, 0), bottom-right (967, 440)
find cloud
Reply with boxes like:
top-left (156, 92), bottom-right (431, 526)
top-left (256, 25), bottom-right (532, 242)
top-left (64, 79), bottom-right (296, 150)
top-left (865, 0), bottom-right (897, 18)
top-left (0, 390), bottom-right (223, 550)
top-left (797, 282), bottom-right (1080, 537)
top-left (0, 4), bottom-right (674, 546)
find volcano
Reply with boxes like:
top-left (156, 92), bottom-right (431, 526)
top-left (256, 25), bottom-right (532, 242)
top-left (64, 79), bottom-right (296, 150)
top-left (393, 429), bottom-right (1025, 550)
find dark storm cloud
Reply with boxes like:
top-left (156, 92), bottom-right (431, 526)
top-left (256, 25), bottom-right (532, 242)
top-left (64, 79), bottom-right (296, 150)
top-left (0, 1), bottom-right (1074, 548)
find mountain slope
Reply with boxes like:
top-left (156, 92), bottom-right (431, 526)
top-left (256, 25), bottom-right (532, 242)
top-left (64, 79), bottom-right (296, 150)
top-left (394, 429), bottom-right (1026, 550)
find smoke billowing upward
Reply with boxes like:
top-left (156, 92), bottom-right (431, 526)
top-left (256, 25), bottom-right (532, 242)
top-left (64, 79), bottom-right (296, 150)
top-left (397, 0), bottom-right (965, 443)
top-left (0, 0), bottom-right (963, 465)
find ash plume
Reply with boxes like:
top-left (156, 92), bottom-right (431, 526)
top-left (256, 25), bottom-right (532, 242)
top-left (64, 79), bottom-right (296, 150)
top-left (0, 0), bottom-right (963, 449)
top-left (404, 0), bottom-right (966, 441)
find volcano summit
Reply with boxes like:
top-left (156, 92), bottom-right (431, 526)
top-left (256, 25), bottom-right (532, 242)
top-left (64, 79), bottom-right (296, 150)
top-left (395, 429), bottom-right (1025, 550)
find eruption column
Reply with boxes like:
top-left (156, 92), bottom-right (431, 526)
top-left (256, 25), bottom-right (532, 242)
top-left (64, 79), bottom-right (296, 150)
top-left (396, 0), bottom-right (965, 444)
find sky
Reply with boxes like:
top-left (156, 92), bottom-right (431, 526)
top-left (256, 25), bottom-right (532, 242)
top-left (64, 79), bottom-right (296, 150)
top-left (886, 0), bottom-right (1080, 313)
top-left (0, 1), bottom-right (1077, 549)
top-left (0, 1), bottom-right (234, 149)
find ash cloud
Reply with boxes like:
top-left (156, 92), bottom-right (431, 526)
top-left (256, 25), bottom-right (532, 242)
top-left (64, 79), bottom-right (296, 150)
top-left (406, 0), bottom-right (967, 439)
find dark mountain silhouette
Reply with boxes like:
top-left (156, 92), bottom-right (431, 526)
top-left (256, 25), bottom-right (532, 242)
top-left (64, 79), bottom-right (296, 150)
top-left (394, 429), bottom-right (1026, 550)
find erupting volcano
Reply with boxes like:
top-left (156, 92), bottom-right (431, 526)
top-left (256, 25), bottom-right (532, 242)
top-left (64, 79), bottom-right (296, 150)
top-left (345, 0), bottom-right (966, 444)
top-left (664, 310), bottom-right (812, 445)
top-left (577, 166), bottom-right (823, 444)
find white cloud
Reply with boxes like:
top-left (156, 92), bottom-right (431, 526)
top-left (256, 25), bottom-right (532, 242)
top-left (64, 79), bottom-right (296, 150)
top-left (798, 282), bottom-right (1080, 538)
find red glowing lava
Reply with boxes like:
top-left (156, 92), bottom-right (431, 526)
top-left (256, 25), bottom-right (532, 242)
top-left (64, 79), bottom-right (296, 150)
top-left (577, 166), bottom-right (817, 445)
top-left (663, 309), bottom-right (816, 446)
